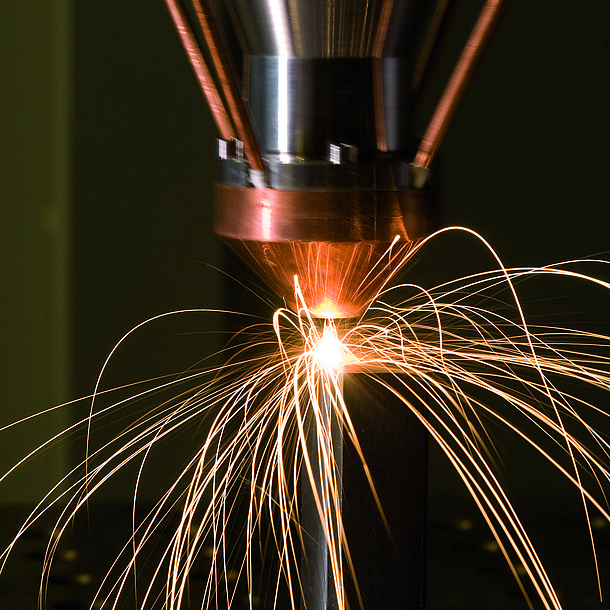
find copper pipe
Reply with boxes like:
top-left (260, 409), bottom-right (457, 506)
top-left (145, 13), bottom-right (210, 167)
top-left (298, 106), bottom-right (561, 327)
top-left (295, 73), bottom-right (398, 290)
top-left (191, 0), bottom-right (264, 171)
top-left (410, 0), bottom-right (453, 97)
top-left (372, 61), bottom-right (388, 152)
top-left (413, 0), bottom-right (505, 169)
top-left (372, 0), bottom-right (395, 58)
top-left (164, 0), bottom-right (235, 141)
top-left (371, 0), bottom-right (395, 152)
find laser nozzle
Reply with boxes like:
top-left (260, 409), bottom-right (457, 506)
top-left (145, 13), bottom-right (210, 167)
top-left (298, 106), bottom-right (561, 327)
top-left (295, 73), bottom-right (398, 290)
top-left (216, 184), bottom-right (436, 318)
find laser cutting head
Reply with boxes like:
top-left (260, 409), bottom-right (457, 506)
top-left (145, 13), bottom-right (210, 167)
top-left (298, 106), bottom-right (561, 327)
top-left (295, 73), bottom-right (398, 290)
top-left (211, 0), bottom-right (437, 317)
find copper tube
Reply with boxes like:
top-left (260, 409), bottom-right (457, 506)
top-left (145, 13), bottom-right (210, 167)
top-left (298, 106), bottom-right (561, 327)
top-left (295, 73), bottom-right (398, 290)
top-left (372, 61), bottom-right (388, 152)
top-left (371, 0), bottom-right (395, 152)
top-left (413, 0), bottom-right (505, 169)
top-left (164, 0), bottom-right (235, 141)
top-left (372, 0), bottom-right (395, 58)
top-left (191, 0), bottom-right (264, 171)
top-left (410, 0), bottom-right (452, 96)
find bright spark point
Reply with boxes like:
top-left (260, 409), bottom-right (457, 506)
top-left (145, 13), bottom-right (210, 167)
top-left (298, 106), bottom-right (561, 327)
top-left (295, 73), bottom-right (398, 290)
top-left (314, 324), bottom-right (345, 371)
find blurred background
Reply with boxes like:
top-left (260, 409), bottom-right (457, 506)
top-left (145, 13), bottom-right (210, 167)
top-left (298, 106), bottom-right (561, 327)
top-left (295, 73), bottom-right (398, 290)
top-left (1, 1), bottom-right (609, 607)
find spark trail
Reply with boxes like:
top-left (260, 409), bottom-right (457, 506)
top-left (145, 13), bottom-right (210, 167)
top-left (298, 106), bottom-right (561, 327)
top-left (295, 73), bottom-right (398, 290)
top-left (2, 228), bottom-right (610, 609)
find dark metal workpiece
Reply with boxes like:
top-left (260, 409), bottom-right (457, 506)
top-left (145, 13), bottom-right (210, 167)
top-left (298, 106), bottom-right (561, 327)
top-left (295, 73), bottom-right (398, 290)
top-left (298, 373), bottom-right (428, 609)
top-left (300, 379), bottom-right (344, 610)
top-left (342, 374), bottom-right (428, 609)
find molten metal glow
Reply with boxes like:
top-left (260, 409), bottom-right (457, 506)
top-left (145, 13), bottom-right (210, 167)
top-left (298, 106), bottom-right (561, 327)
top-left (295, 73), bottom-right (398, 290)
top-left (314, 324), bottom-right (345, 372)
top-left (311, 299), bottom-right (343, 319)
top-left (2, 227), bottom-right (610, 610)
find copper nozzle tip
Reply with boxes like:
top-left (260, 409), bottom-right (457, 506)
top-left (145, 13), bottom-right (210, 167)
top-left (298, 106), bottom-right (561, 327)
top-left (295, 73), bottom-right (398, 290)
top-left (224, 239), bottom-right (417, 318)
top-left (215, 185), bottom-right (436, 318)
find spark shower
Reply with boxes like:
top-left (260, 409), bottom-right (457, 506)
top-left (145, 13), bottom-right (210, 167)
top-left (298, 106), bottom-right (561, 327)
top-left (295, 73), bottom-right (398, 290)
top-left (2, 228), bottom-right (610, 609)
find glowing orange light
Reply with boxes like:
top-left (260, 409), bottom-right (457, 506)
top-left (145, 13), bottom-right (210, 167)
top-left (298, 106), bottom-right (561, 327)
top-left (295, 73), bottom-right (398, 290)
top-left (311, 300), bottom-right (342, 319)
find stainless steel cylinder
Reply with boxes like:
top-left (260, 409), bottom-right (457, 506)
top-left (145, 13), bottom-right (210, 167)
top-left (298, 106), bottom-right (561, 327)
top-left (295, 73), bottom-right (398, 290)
top-left (247, 56), bottom-right (412, 158)
top-left (227, 0), bottom-right (427, 161)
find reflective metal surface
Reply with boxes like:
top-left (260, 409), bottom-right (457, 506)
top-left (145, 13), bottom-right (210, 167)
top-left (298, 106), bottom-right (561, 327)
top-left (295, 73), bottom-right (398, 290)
top-left (227, 0), bottom-right (426, 58)
top-left (248, 56), bottom-right (411, 156)
top-left (229, 0), bottom-right (428, 160)
top-left (215, 184), bottom-right (434, 242)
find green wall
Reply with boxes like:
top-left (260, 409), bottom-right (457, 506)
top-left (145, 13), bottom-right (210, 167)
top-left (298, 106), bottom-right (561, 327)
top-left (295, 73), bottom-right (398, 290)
top-left (0, 2), bottom-right (71, 503)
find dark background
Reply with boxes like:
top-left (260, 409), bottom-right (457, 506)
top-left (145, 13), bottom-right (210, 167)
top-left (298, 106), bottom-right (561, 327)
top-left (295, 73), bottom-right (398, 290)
top-left (1, 1), bottom-right (610, 607)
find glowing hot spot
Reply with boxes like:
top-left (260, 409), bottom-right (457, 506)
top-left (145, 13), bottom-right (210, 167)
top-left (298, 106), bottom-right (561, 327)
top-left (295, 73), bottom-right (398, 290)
top-left (311, 300), bottom-right (342, 319)
top-left (314, 324), bottom-right (345, 371)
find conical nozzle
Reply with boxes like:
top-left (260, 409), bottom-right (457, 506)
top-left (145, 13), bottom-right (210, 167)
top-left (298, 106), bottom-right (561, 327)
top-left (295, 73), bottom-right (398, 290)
top-left (216, 185), bottom-right (436, 318)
